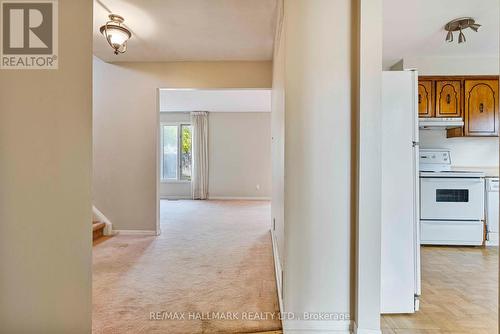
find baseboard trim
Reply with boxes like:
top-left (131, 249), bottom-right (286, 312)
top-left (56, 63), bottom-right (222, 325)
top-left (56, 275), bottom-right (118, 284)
top-left (115, 230), bottom-right (158, 236)
top-left (352, 322), bottom-right (382, 334)
top-left (270, 229), bottom-right (284, 315)
top-left (283, 319), bottom-right (352, 333)
top-left (160, 195), bottom-right (191, 200)
top-left (160, 196), bottom-right (271, 201)
top-left (208, 196), bottom-right (271, 200)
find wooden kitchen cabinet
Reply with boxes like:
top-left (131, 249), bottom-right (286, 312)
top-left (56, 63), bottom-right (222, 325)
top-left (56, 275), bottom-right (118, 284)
top-left (419, 76), bottom-right (499, 137)
top-left (464, 79), bottom-right (499, 136)
top-left (435, 80), bottom-right (461, 117)
top-left (418, 80), bottom-right (434, 117)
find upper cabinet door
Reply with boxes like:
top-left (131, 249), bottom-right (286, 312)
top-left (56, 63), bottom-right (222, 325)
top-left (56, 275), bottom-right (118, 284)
top-left (418, 80), bottom-right (434, 117)
top-left (464, 79), bottom-right (499, 136)
top-left (435, 80), bottom-right (461, 117)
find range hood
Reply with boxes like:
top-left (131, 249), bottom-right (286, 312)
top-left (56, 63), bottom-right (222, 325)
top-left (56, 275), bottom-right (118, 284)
top-left (418, 117), bottom-right (464, 130)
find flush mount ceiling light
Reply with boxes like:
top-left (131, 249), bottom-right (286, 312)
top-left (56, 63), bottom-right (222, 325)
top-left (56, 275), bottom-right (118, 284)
top-left (100, 14), bottom-right (132, 55)
top-left (444, 17), bottom-right (481, 44)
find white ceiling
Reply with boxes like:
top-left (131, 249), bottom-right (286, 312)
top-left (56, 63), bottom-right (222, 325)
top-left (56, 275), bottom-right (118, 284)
top-left (93, 0), bottom-right (277, 62)
top-left (383, 0), bottom-right (499, 69)
top-left (95, 0), bottom-right (498, 66)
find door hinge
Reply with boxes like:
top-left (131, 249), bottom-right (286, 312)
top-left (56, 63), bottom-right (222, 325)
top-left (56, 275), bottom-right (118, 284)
top-left (273, 218), bottom-right (276, 230)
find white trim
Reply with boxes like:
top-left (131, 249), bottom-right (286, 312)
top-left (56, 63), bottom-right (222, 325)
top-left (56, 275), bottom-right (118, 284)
top-left (161, 179), bottom-right (191, 184)
top-left (156, 88), bottom-right (161, 236)
top-left (160, 88), bottom-right (271, 91)
top-left (160, 195), bottom-right (191, 200)
top-left (92, 206), bottom-right (114, 236)
top-left (114, 230), bottom-right (158, 236)
top-left (270, 229), bottom-right (283, 315)
top-left (352, 322), bottom-right (382, 334)
top-left (160, 196), bottom-right (271, 200)
top-left (160, 121), bottom-right (191, 125)
top-left (283, 320), bottom-right (352, 333)
top-left (207, 196), bottom-right (271, 201)
top-left (158, 88), bottom-right (271, 113)
top-left (160, 110), bottom-right (271, 114)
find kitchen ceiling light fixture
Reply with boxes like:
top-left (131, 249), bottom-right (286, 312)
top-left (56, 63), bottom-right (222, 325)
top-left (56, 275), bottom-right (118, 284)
top-left (469, 23), bottom-right (481, 32)
top-left (458, 28), bottom-right (466, 44)
top-left (444, 17), bottom-right (480, 44)
top-left (445, 30), bottom-right (453, 43)
top-left (100, 14), bottom-right (132, 55)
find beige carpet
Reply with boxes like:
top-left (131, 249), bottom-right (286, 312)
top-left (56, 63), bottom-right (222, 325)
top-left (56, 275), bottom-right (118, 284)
top-left (93, 200), bottom-right (281, 334)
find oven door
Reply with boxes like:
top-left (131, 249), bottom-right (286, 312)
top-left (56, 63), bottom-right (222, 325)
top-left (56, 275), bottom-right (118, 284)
top-left (420, 177), bottom-right (485, 221)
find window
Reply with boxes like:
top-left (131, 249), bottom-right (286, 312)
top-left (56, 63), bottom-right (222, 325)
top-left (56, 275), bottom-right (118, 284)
top-left (161, 123), bottom-right (192, 181)
top-left (436, 189), bottom-right (469, 203)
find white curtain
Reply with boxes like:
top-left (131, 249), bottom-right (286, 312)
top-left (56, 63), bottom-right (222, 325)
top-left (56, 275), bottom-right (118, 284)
top-left (191, 111), bottom-right (209, 199)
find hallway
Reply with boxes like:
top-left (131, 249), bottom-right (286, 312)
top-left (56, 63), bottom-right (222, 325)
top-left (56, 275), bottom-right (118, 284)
top-left (92, 200), bottom-right (281, 333)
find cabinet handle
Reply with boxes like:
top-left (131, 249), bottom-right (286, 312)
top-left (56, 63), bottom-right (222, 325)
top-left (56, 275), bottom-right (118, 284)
top-left (418, 94), bottom-right (422, 104)
top-left (480, 103), bottom-right (484, 113)
top-left (446, 94), bottom-right (451, 104)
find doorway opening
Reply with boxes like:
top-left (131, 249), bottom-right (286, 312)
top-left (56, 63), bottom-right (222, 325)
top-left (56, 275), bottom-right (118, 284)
top-left (380, 1), bottom-right (499, 332)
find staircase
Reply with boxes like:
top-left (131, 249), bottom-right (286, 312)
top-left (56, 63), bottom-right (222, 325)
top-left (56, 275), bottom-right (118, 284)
top-left (93, 220), bottom-right (106, 241)
top-left (92, 206), bottom-right (113, 243)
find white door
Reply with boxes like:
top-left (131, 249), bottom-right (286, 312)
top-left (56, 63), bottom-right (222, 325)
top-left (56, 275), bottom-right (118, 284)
top-left (381, 71), bottom-right (417, 313)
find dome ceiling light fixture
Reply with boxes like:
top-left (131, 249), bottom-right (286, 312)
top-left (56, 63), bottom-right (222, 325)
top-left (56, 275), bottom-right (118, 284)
top-left (444, 17), bottom-right (481, 44)
top-left (100, 14), bottom-right (132, 55)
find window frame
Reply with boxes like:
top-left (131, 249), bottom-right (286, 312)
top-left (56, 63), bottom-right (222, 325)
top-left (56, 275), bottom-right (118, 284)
top-left (160, 122), bottom-right (192, 183)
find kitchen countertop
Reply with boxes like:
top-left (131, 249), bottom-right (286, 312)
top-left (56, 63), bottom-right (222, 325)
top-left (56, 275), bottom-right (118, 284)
top-left (452, 166), bottom-right (499, 178)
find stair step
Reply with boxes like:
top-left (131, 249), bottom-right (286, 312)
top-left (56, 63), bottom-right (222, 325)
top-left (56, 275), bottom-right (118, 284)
top-left (92, 221), bottom-right (106, 241)
top-left (93, 221), bottom-right (105, 231)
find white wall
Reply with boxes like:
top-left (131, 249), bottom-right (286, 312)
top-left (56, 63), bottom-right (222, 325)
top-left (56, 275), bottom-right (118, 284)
top-left (420, 130), bottom-right (499, 167)
top-left (277, 0), bottom-right (354, 331)
top-left (159, 112), bottom-right (272, 199)
top-left (356, 0), bottom-right (383, 331)
top-left (93, 58), bottom-right (272, 231)
top-left (271, 0), bottom-right (285, 286)
top-left (0, 1), bottom-right (93, 332)
top-left (271, 1), bottom-right (383, 332)
top-left (400, 56), bottom-right (500, 75)
top-left (208, 112), bottom-right (271, 198)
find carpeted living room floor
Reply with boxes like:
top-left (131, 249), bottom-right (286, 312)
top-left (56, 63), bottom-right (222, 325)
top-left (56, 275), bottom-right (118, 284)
top-left (92, 200), bottom-right (281, 334)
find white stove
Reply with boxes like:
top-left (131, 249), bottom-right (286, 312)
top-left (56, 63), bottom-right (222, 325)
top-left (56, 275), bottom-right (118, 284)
top-left (419, 149), bottom-right (485, 178)
top-left (420, 170), bottom-right (485, 178)
top-left (419, 149), bottom-right (485, 246)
